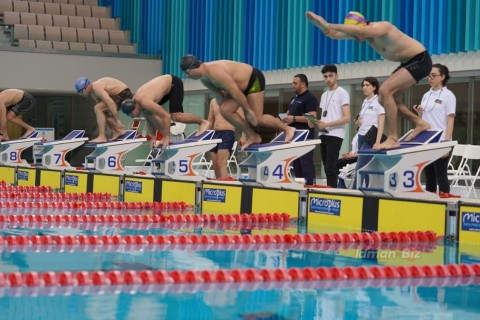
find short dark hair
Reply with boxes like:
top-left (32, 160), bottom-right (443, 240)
top-left (321, 64), bottom-right (337, 74)
top-left (180, 54), bottom-right (202, 72)
top-left (294, 74), bottom-right (309, 88)
top-left (362, 76), bottom-right (380, 95)
top-left (432, 63), bottom-right (450, 86)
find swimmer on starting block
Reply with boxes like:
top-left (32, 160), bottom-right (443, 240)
top-left (207, 98), bottom-right (237, 180)
top-left (120, 75), bottom-right (210, 148)
top-left (75, 77), bottom-right (132, 143)
top-left (306, 10), bottom-right (431, 150)
top-left (0, 89), bottom-right (36, 141)
top-left (180, 55), bottom-right (296, 150)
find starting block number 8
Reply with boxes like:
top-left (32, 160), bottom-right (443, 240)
top-left (9, 152), bottom-right (18, 161)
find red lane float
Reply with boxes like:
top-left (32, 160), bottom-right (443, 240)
top-left (0, 213), bottom-right (291, 227)
top-left (0, 264), bottom-right (478, 289)
top-left (0, 191), bottom-right (111, 201)
top-left (0, 201), bottom-right (192, 211)
top-left (0, 231), bottom-right (439, 253)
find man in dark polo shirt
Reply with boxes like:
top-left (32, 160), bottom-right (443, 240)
top-left (281, 74), bottom-right (318, 186)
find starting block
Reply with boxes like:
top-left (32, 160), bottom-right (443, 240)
top-left (33, 130), bottom-right (88, 169)
top-left (151, 130), bottom-right (221, 181)
top-left (239, 130), bottom-right (321, 190)
top-left (0, 131), bottom-right (41, 167)
top-left (84, 130), bottom-right (146, 174)
top-left (357, 130), bottom-right (457, 196)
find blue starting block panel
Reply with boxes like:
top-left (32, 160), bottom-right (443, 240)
top-left (356, 130), bottom-right (457, 196)
top-left (239, 129), bottom-right (321, 190)
top-left (151, 130), bottom-right (221, 181)
top-left (0, 131), bottom-right (42, 167)
top-left (84, 130), bottom-right (146, 175)
top-left (33, 130), bottom-right (88, 169)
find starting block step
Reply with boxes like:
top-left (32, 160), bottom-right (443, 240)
top-left (239, 129), bottom-right (321, 190)
top-left (356, 130), bottom-right (457, 196)
top-left (84, 130), bottom-right (146, 174)
top-left (0, 131), bottom-right (41, 167)
top-left (151, 130), bottom-right (221, 182)
top-left (33, 130), bottom-right (88, 169)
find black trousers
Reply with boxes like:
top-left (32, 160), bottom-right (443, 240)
top-left (424, 156), bottom-right (450, 193)
top-left (319, 135), bottom-right (343, 188)
top-left (293, 149), bottom-right (316, 185)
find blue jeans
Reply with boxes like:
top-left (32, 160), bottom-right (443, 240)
top-left (352, 134), bottom-right (373, 189)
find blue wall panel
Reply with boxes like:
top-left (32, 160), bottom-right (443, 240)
top-left (109, 0), bottom-right (480, 74)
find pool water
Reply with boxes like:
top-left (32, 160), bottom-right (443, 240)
top-left (1, 215), bottom-right (480, 319)
top-left (1, 281), bottom-right (479, 319)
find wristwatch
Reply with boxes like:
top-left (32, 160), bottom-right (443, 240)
top-left (293, 116), bottom-right (296, 122)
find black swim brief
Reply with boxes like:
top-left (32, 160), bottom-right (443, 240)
top-left (8, 91), bottom-right (35, 115)
top-left (392, 51), bottom-right (432, 83)
top-left (242, 67), bottom-right (265, 96)
top-left (210, 130), bottom-right (235, 153)
top-left (159, 75), bottom-right (184, 113)
top-left (112, 88), bottom-right (133, 110)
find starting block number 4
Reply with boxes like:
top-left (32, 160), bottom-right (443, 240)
top-left (261, 158), bottom-right (295, 183)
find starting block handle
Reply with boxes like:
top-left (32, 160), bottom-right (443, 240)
top-left (271, 129), bottom-right (309, 143)
top-left (184, 130), bottom-right (215, 141)
top-left (399, 129), bottom-right (443, 144)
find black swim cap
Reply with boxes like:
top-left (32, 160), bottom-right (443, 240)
top-left (180, 54), bottom-right (202, 72)
top-left (121, 99), bottom-right (135, 116)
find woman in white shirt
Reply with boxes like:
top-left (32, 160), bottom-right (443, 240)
top-left (353, 77), bottom-right (385, 189)
top-left (413, 63), bottom-right (459, 198)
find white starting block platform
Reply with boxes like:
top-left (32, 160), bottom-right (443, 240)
top-left (357, 130), bottom-right (456, 196)
top-left (0, 131), bottom-right (41, 167)
top-left (83, 130), bottom-right (146, 175)
top-left (239, 130), bottom-right (321, 190)
top-left (151, 130), bottom-right (221, 182)
top-left (33, 130), bottom-right (88, 169)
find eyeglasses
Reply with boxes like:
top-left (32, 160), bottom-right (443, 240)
top-left (428, 73), bottom-right (441, 78)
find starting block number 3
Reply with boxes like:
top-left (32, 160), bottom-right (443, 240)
top-left (389, 170), bottom-right (417, 190)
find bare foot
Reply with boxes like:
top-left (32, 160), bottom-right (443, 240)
top-left (284, 127), bottom-right (296, 143)
top-left (195, 120), bottom-right (210, 136)
top-left (245, 110), bottom-right (259, 127)
top-left (1, 132), bottom-right (9, 141)
top-left (90, 136), bottom-right (108, 143)
top-left (162, 136), bottom-right (170, 149)
top-left (110, 130), bottom-right (127, 141)
top-left (20, 128), bottom-right (36, 139)
top-left (404, 121), bottom-right (431, 141)
top-left (241, 134), bottom-right (262, 151)
top-left (374, 137), bottom-right (401, 150)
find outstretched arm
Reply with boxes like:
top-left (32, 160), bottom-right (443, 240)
top-left (306, 11), bottom-right (352, 39)
top-left (306, 11), bottom-right (388, 40)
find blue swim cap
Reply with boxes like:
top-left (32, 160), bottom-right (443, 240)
top-left (75, 77), bottom-right (90, 92)
top-left (121, 99), bottom-right (135, 116)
